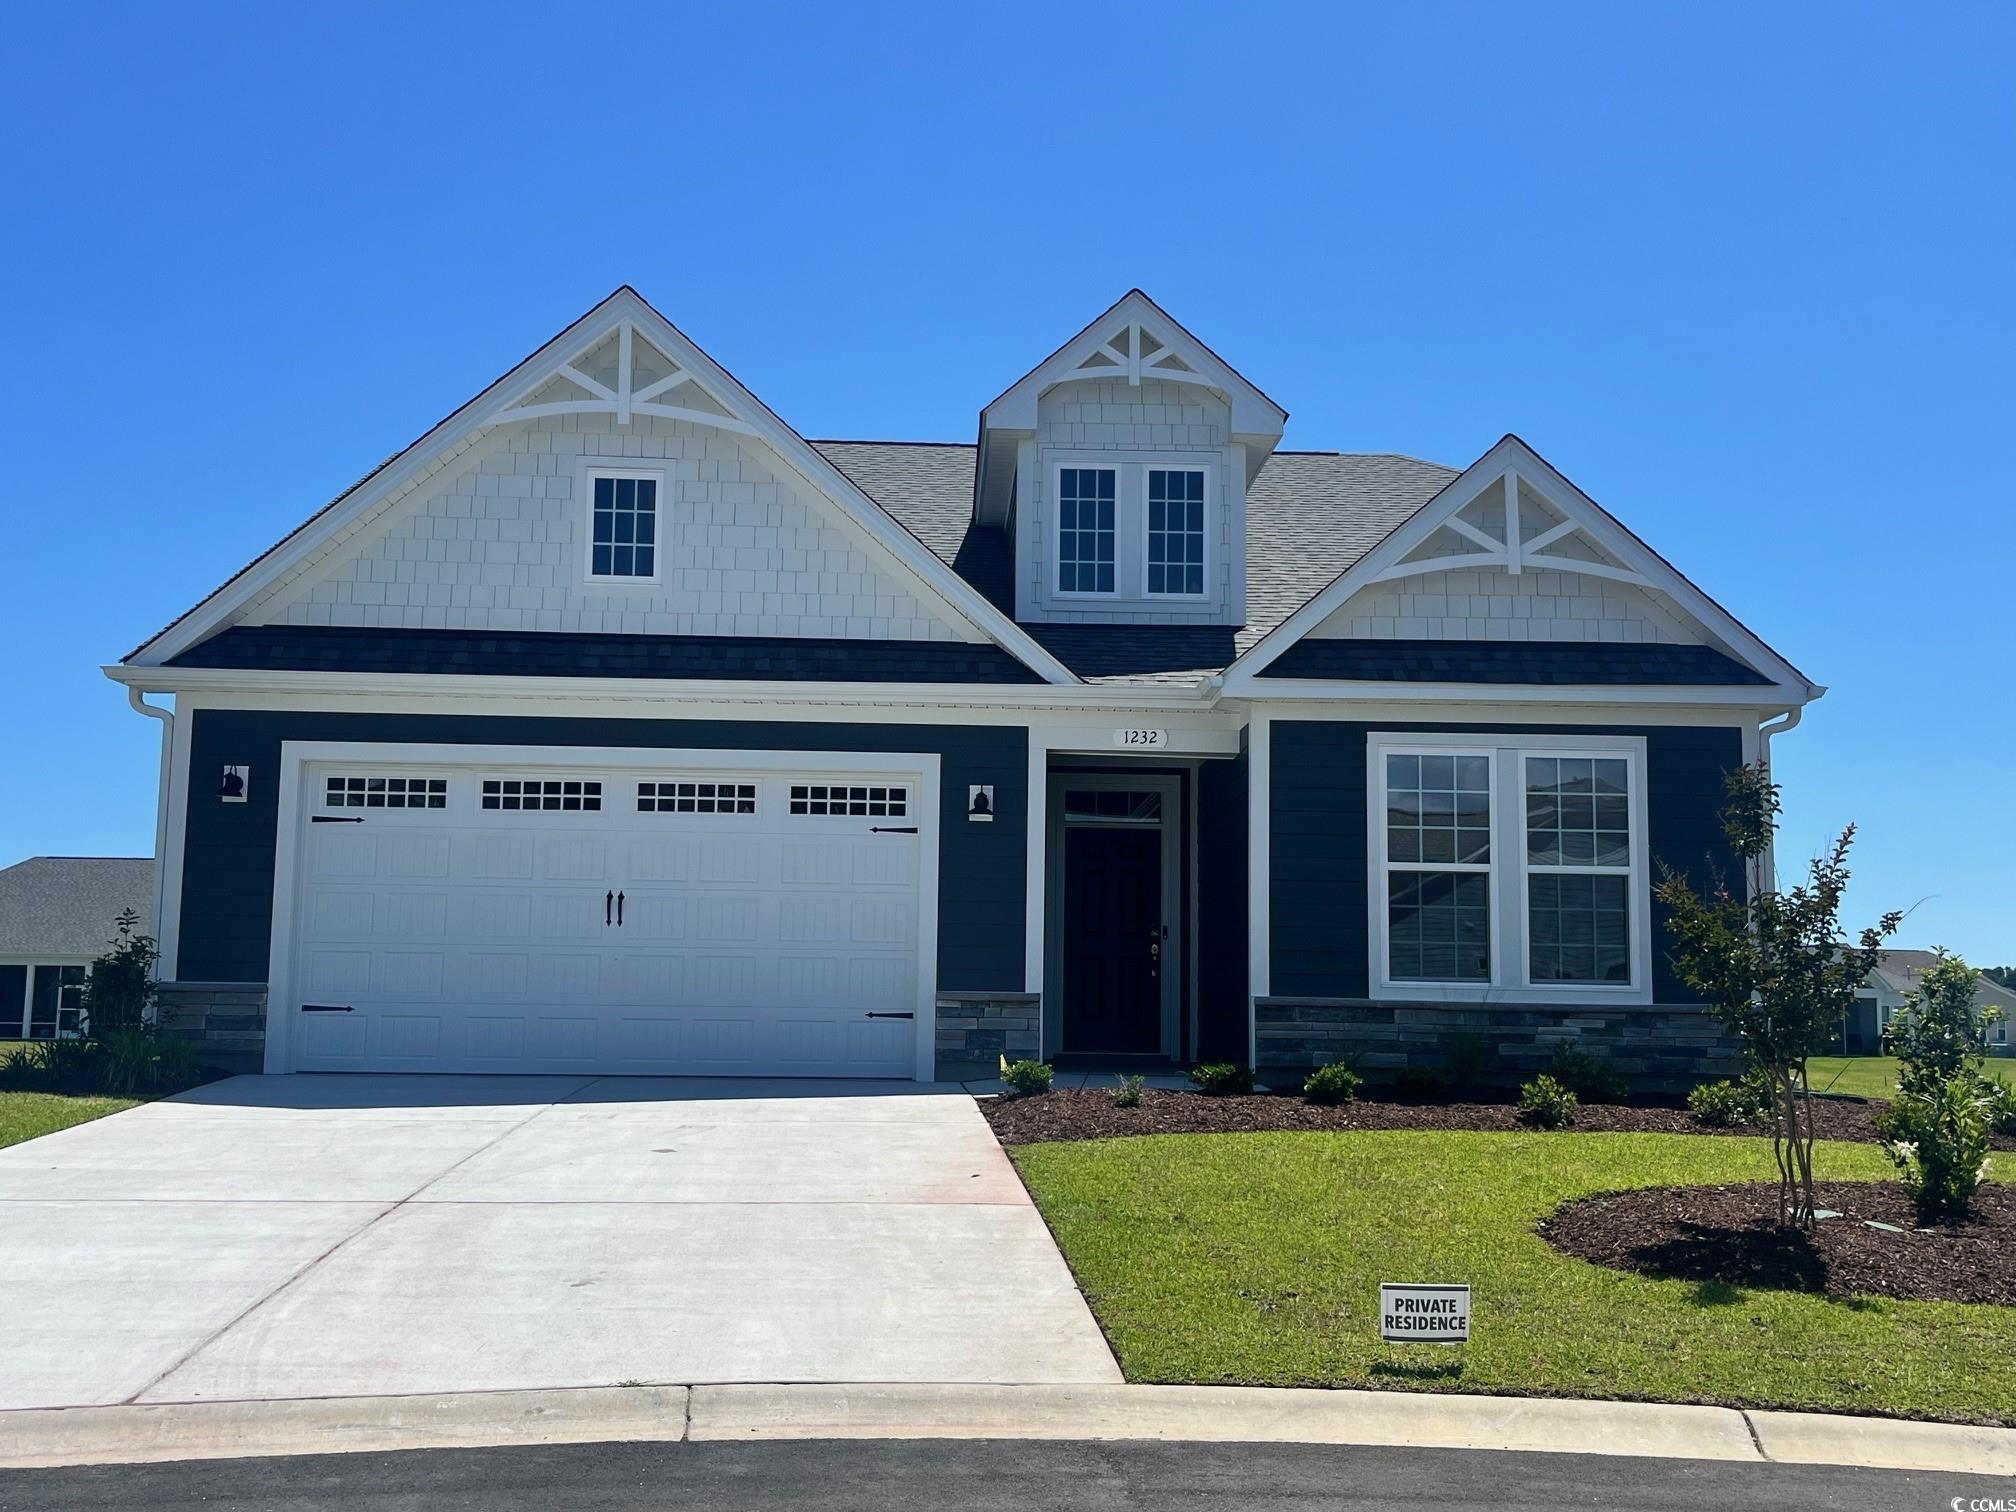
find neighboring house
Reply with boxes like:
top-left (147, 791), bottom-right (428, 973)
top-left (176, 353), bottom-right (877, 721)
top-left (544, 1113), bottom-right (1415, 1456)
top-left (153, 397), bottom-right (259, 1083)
top-left (0, 857), bottom-right (153, 1040)
top-left (106, 288), bottom-right (1816, 1088)
top-left (1837, 949), bottom-right (2016, 1057)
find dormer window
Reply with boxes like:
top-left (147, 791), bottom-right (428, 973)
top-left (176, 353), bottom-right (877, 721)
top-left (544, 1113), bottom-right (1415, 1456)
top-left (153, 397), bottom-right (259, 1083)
top-left (1057, 467), bottom-right (1117, 594)
top-left (585, 468), bottom-right (660, 583)
top-left (1146, 468), bottom-right (1206, 596)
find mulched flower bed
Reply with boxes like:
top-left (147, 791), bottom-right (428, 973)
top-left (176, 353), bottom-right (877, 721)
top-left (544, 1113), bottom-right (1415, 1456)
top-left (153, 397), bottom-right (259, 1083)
top-left (980, 1086), bottom-right (2016, 1150)
top-left (1539, 1180), bottom-right (2016, 1304)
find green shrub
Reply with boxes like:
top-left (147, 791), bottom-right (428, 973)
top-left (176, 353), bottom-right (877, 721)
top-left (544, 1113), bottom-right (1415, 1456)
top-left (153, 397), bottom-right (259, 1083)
top-left (1688, 1073), bottom-right (1771, 1128)
top-left (35, 1038), bottom-right (104, 1093)
top-left (1187, 1062), bottom-right (1254, 1096)
top-left (999, 1058), bottom-right (1053, 1096)
top-left (1545, 1043), bottom-right (1630, 1105)
top-left (1393, 1065), bottom-right (1445, 1101)
top-left (1982, 1076), bottom-right (2016, 1136)
top-left (1302, 1062), bottom-right (1360, 1105)
top-left (100, 1028), bottom-right (161, 1096)
top-left (1109, 1074), bottom-right (1146, 1108)
top-left (0, 1047), bottom-right (38, 1091)
top-left (1885, 1076), bottom-right (1993, 1220)
top-left (1517, 1075), bottom-right (1579, 1129)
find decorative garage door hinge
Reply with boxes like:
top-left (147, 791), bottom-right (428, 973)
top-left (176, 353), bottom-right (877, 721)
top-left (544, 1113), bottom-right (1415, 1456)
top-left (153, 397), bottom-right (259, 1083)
top-left (300, 1004), bottom-right (354, 1013)
top-left (870, 826), bottom-right (918, 834)
top-left (864, 1011), bottom-right (915, 1019)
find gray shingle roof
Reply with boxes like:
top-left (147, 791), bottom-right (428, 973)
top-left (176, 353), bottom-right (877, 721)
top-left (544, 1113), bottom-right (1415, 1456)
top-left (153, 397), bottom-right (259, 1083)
top-left (168, 625), bottom-right (1044, 684)
top-left (0, 857), bottom-right (154, 959)
top-left (1869, 949), bottom-right (2016, 1012)
top-left (812, 441), bottom-right (1457, 683)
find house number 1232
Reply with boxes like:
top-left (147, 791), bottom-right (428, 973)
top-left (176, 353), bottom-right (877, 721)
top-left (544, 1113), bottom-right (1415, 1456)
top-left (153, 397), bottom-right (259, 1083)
top-left (1112, 729), bottom-right (1169, 749)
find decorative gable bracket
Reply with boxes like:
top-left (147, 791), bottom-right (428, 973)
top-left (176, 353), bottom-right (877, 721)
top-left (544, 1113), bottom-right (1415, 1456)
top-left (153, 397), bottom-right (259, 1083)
top-left (476, 318), bottom-right (761, 439)
top-left (1367, 469), bottom-right (1653, 591)
top-left (1064, 318), bottom-right (1208, 389)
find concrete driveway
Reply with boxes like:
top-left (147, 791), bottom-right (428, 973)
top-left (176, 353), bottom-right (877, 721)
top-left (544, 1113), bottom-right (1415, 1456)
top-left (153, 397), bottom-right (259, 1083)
top-left (0, 1076), bottom-right (1119, 1409)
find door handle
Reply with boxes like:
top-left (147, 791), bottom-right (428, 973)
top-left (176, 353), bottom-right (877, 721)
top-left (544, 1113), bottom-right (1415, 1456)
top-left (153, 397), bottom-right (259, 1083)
top-left (605, 890), bottom-right (613, 926)
top-left (616, 891), bottom-right (625, 927)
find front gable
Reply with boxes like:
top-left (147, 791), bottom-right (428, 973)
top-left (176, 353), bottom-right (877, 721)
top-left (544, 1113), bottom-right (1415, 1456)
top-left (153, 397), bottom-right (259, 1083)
top-left (129, 290), bottom-right (1077, 683)
top-left (1221, 435), bottom-right (1816, 700)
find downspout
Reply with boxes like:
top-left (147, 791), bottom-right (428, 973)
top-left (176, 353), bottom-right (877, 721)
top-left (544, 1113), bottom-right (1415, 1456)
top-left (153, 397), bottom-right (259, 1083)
top-left (1755, 704), bottom-right (1805, 893)
top-left (124, 686), bottom-right (174, 981)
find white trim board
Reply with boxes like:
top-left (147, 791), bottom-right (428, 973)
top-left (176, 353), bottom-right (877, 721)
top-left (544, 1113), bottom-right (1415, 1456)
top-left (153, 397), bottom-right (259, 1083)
top-left (126, 288), bottom-right (1078, 686)
top-left (262, 741), bottom-right (942, 1080)
top-left (1218, 434), bottom-right (1819, 703)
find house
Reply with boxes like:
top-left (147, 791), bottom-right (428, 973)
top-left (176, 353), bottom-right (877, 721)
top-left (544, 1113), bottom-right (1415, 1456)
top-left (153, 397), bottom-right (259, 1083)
top-left (0, 856), bottom-right (154, 1040)
top-left (1836, 949), bottom-right (2015, 1057)
top-left (105, 288), bottom-right (1815, 1089)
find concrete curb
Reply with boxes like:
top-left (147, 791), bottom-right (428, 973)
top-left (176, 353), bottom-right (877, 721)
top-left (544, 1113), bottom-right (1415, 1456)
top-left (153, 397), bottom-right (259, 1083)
top-left (1, 1382), bottom-right (2010, 1476)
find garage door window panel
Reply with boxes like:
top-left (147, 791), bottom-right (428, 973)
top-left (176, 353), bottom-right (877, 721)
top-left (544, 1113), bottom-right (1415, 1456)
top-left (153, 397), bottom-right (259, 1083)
top-left (481, 778), bottom-right (603, 812)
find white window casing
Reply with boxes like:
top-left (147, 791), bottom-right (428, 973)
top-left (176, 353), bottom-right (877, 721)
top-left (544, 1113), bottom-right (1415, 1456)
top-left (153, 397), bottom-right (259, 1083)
top-left (1367, 731), bottom-right (1653, 1006)
top-left (579, 463), bottom-right (666, 586)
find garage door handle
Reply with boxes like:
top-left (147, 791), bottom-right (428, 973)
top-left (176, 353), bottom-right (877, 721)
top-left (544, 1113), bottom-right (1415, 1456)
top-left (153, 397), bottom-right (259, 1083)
top-left (301, 1004), bottom-right (353, 1013)
top-left (605, 890), bottom-right (613, 926)
top-left (616, 891), bottom-right (624, 927)
top-left (864, 1011), bottom-right (915, 1020)
top-left (870, 826), bottom-right (918, 834)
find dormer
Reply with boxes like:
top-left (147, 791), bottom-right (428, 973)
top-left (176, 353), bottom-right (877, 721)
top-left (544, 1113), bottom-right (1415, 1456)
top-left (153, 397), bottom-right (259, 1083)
top-left (975, 291), bottom-right (1286, 626)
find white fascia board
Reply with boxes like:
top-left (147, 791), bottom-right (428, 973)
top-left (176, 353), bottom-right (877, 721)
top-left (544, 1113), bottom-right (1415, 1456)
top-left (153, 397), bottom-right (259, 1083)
top-left (128, 288), bottom-right (1079, 686)
top-left (1220, 434), bottom-right (1820, 697)
top-left (101, 663), bottom-right (1216, 714)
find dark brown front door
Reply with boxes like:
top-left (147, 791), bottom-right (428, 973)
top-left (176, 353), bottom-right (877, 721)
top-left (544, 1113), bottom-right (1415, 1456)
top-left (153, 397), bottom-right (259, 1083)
top-left (1061, 825), bottom-right (1162, 1052)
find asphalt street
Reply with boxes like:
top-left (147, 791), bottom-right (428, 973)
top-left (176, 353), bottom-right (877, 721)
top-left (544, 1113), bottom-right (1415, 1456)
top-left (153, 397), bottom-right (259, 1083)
top-left (0, 1437), bottom-right (1999, 1511)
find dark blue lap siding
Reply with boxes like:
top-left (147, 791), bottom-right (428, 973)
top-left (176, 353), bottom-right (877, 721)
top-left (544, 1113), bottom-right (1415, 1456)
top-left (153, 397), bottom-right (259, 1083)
top-left (1269, 720), bottom-right (1744, 1003)
top-left (177, 710), bottom-right (1027, 991)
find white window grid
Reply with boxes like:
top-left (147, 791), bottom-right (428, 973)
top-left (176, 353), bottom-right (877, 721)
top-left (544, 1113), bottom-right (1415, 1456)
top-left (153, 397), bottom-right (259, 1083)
top-left (324, 775), bottom-right (448, 810)
top-left (789, 783), bottom-right (908, 818)
top-left (481, 778), bottom-right (603, 812)
top-left (1380, 750), bottom-right (1494, 984)
top-left (1056, 466), bottom-right (1117, 595)
top-left (1146, 468), bottom-right (1206, 596)
top-left (586, 471), bottom-right (660, 583)
top-left (1368, 735), bottom-right (1650, 1003)
top-left (1522, 755), bottom-right (1634, 986)
top-left (637, 781), bottom-right (757, 814)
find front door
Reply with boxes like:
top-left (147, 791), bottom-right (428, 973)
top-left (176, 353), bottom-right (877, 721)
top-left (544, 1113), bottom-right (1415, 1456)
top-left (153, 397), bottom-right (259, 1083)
top-left (1061, 824), bottom-right (1163, 1053)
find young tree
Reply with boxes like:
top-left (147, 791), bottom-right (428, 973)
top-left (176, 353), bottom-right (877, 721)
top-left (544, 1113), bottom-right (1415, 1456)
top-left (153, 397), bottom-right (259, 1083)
top-left (72, 910), bottom-right (160, 1037)
top-left (1887, 952), bottom-right (2004, 1097)
top-left (1656, 764), bottom-right (1900, 1229)
top-left (1881, 952), bottom-right (2003, 1220)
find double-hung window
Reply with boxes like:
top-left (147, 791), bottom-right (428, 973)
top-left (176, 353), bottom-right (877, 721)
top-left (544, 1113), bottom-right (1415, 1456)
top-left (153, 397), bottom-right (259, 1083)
top-left (1371, 734), bottom-right (1649, 1002)
top-left (586, 470), bottom-right (659, 583)
top-left (1146, 468), bottom-right (1206, 596)
top-left (1056, 467), bottom-right (1116, 594)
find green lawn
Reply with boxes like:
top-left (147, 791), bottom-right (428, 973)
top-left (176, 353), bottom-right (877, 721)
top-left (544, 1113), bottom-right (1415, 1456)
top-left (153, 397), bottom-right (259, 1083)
top-left (0, 1090), bottom-right (144, 1151)
top-left (1012, 1130), bottom-right (2016, 1424)
top-left (1807, 1054), bottom-right (2015, 1101)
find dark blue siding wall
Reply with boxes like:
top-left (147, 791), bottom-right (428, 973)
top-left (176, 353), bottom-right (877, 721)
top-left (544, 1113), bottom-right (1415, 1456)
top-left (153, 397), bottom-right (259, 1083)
top-left (1195, 746), bottom-right (1249, 1061)
top-left (178, 710), bottom-right (1027, 991)
top-left (1270, 720), bottom-right (1744, 1003)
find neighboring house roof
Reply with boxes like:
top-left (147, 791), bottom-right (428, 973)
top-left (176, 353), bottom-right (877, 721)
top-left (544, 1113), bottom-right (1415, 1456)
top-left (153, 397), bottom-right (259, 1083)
top-left (1866, 949), bottom-right (2016, 1014)
top-left (0, 857), bottom-right (154, 959)
top-left (813, 441), bottom-right (1457, 684)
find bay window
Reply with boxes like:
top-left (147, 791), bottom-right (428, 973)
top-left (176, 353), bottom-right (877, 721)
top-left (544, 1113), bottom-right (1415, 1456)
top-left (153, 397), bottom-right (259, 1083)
top-left (1371, 734), bottom-right (1650, 1002)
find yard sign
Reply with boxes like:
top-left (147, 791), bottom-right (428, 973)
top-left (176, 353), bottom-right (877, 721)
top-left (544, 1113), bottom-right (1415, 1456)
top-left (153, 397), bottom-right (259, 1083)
top-left (1379, 1283), bottom-right (1470, 1343)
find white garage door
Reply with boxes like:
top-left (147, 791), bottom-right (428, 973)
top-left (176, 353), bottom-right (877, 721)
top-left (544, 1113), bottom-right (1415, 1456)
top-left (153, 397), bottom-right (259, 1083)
top-left (282, 755), bottom-right (928, 1077)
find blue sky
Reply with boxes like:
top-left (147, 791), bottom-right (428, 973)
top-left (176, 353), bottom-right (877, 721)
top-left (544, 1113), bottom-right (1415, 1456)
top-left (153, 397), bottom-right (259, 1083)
top-left (1, 2), bottom-right (2008, 960)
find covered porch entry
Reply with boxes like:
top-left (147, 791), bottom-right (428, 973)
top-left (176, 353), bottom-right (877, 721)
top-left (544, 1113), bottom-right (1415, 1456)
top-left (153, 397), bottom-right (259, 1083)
top-left (1036, 749), bottom-right (1247, 1067)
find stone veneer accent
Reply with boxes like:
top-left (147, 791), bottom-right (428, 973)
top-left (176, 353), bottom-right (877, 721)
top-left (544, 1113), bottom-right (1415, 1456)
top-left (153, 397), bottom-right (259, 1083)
top-left (936, 992), bottom-right (1041, 1067)
top-left (1255, 998), bottom-right (1744, 1094)
top-left (156, 981), bottom-right (267, 1074)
